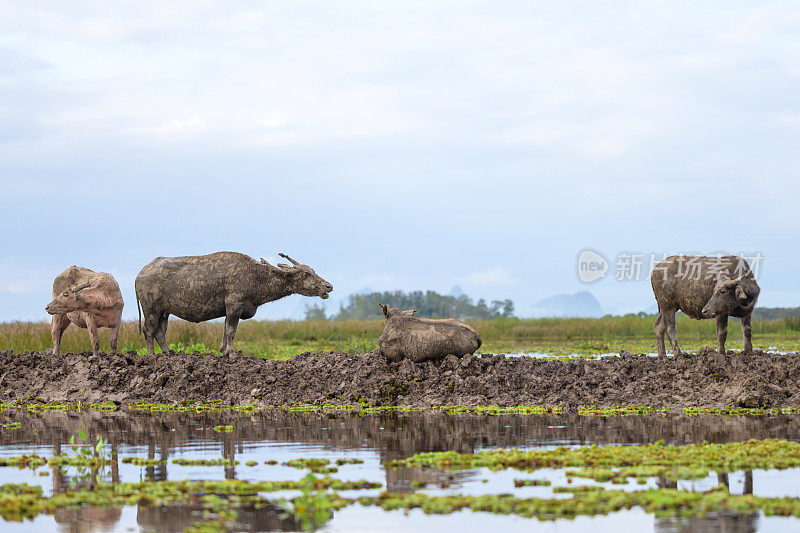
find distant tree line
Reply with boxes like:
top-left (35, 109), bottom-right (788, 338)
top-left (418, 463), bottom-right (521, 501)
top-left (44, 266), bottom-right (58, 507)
top-left (751, 307), bottom-right (800, 320)
top-left (623, 307), bottom-right (800, 321)
top-left (304, 290), bottom-right (514, 320)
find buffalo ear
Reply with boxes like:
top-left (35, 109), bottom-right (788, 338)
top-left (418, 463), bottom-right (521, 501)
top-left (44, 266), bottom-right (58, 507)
top-left (378, 302), bottom-right (389, 318)
top-left (735, 284), bottom-right (748, 303)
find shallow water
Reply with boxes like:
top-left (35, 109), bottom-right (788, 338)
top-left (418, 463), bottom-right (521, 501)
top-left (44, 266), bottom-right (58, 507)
top-left (2, 409), bottom-right (800, 532)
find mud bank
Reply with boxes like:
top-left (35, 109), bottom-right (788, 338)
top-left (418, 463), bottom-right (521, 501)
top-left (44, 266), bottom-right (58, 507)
top-left (0, 349), bottom-right (798, 408)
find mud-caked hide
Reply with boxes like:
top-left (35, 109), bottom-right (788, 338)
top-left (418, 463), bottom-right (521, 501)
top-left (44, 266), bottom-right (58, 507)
top-left (135, 251), bottom-right (333, 356)
top-left (377, 303), bottom-right (482, 363)
top-left (651, 255), bottom-right (760, 357)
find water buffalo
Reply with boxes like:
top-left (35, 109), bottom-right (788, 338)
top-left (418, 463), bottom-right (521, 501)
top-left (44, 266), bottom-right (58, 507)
top-left (135, 251), bottom-right (333, 356)
top-left (377, 303), bottom-right (482, 363)
top-left (45, 266), bottom-right (125, 356)
top-left (651, 255), bottom-right (760, 357)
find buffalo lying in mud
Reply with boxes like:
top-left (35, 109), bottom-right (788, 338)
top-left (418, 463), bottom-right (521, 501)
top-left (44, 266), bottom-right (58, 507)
top-left (45, 266), bottom-right (125, 356)
top-left (651, 255), bottom-right (760, 357)
top-left (377, 303), bottom-right (482, 363)
top-left (135, 251), bottom-right (333, 356)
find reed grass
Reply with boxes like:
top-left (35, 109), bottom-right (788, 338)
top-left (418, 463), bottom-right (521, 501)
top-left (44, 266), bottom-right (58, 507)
top-left (2, 314), bottom-right (799, 359)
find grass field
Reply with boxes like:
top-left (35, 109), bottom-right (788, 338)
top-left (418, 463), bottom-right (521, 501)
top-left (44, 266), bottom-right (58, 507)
top-left (2, 314), bottom-right (800, 359)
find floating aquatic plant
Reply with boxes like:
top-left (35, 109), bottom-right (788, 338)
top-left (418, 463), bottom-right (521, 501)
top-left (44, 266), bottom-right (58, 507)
top-left (514, 479), bottom-right (551, 487)
top-left (121, 457), bottom-right (164, 466)
top-left (172, 458), bottom-right (236, 467)
top-left (387, 439), bottom-right (800, 478)
top-left (286, 458), bottom-right (339, 474)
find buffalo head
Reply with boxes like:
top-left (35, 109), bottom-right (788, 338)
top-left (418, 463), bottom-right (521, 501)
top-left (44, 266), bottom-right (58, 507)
top-left (45, 281), bottom-right (92, 315)
top-left (261, 253), bottom-right (333, 299)
top-left (702, 276), bottom-right (758, 318)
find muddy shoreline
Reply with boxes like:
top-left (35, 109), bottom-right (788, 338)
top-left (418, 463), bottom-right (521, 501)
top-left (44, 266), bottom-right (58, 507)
top-left (0, 349), bottom-right (798, 408)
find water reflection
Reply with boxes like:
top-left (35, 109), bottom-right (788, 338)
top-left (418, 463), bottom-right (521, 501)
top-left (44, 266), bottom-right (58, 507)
top-left (4, 410), bottom-right (800, 460)
top-left (54, 508), bottom-right (122, 533)
top-left (136, 504), bottom-right (300, 533)
top-left (656, 514), bottom-right (759, 533)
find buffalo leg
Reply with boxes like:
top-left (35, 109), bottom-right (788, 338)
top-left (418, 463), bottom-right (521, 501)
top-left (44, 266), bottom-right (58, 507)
top-left (154, 313), bottom-right (170, 354)
top-left (741, 314), bottom-right (753, 355)
top-left (85, 314), bottom-right (100, 356)
top-left (142, 312), bottom-right (159, 356)
top-left (653, 312), bottom-right (667, 358)
top-left (222, 311), bottom-right (241, 356)
top-left (663, 309), bottom-right (680, 356)
top-left (109, 311), bottom-right (122, 354)
top-left (50, 314), bottom-right (70, 356)
top-left (716, 314), bottom-right (728, 354)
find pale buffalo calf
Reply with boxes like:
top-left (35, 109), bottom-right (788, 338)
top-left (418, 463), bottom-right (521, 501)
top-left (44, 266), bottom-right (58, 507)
top-left (45, 266), bottom-right (125, 356)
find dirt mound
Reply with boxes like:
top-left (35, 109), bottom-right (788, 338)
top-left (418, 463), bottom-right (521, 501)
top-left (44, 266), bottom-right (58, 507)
top-left (0, 349), bottom-right (798, 408)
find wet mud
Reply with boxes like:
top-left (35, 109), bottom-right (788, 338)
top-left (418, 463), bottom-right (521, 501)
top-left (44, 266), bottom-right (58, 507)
top-left (0, 348), bottom-right (798, 408)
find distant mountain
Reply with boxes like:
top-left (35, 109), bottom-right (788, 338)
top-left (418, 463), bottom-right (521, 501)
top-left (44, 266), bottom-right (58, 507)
top-left (448, 285), bottom-right (465, 298)
top-left (530, 291), bottom-right (604, 318)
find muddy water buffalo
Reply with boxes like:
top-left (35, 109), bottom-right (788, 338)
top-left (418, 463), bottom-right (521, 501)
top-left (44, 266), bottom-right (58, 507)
top-left (377, 303), bottom-right (482, 363)
top-left (45, 266), bottom-right (125, 356)
top-left (135, 252), bottom-right (333, 356)
top-left (651, 255), bottom-right (760, 357)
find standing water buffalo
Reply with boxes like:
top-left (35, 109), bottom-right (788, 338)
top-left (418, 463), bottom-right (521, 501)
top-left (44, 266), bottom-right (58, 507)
top-left (651, 255), bottom-right (760, 357)
top-left (45, 266), bottom-right (125, 356)
top-left (135, 251), bottom-right (333, 356)
top-left (377, 303), bottom-right (482, 363)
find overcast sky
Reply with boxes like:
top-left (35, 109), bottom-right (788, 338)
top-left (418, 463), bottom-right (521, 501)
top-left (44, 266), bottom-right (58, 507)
top-left (1, 1), bottom-right (799, 321)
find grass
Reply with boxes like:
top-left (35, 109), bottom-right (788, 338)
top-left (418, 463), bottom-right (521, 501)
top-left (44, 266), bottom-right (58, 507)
top-left (3, 314), bottom-right (800, 359)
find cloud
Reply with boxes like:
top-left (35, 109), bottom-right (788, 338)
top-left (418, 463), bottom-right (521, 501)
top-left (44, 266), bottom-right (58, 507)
top-left (152, 117), bottom-right (205, 134)
top-left (1, 2), bottom-right (800, 320)
top-left (459, 266), bottom-right (517, 286)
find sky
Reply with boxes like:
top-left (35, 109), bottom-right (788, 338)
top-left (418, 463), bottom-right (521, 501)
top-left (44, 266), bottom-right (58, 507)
top-left (1, 1), bottom-right (800, 321)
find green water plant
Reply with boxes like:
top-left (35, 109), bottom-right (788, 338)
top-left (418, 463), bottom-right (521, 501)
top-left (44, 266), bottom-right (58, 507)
top-left (387, 439), bottom-right (800, 480)
top-left (283, 473), bottom-right (350, 531)
top-left (514, 479), bottom-right (551, 487)
top-left (50, 430), bottom-right (108, 469)
top-left (172, 458), bottom-right (236, 467)
top-left (335, 458), bottom-right (364, 465)
top-left (121, 457), bottom-right (164, 466)
top-left (360, 485), bottom-right (800, 519)
top-left (578, 405), bottom-right (670, 417)
top-left (0, 476), bottom-right (381, 524)
top-left (286, 458), bottom-right (338, 474)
